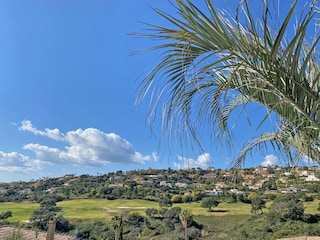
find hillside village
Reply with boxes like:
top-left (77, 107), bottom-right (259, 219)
top-left (1, 165), bottom-right (320, 202)
top-left (2, 165), bottom-right (320, 239)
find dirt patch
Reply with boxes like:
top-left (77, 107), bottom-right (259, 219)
top-left (0, 225), bottom-right (75, 240)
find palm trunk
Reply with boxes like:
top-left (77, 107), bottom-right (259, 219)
top-left (184, 224), bottom-right (188, 240)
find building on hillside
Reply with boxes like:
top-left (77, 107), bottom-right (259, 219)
top-left (175, 182), bottom-right (188, 188)
top-left (248, 180), bottom-right (265, 190)
top-left (146, 175), bottom-right (163, 180)
top-left (0, 188), bottom-right (7, 194)
top-left (187, 174), bottom-right (198, 180)
top-left (305, 174), bottom-right (320, 182)
top-left (160, 181), bottom-right (172, 188)
top-left (108, 184), bottom-right (122, 188)
top-left (229, 188), bottom-right (240, 194)
top-left (298, 170), bottom-right (309, 177)
top-left (139, 181), bottom-right (154, 186)
top-left (242, 174), bottom-right (256, 180)
top-left (192, 183), bottom-right (204, 189)
top-left (281, 187), bottom-right (299, 193)
top-left (201, 173), bottom-right (216, 179)
top-left (205, 189), bottom-right (223, 196)
top-left (262, 173), bottom-right (275, 179)
top-left (215, 182), bottom-right (230, 190)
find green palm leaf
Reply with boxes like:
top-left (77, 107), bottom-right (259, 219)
top-left (135, 0), bottom-right (320, 166)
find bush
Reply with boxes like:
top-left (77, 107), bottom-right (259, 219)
top-left (0, 211), bottom-right (12, 222)
top-left (269, 194), bottom-right (304, 221)
top-left (182, 195), bottom-right (193, 203)
top-left (159, 196), bottom-right (173, 208)
top-left (272, 229), bottom-right (296, 240)
top-left (188, 226), bottom-right (202, 239)
top-left (200, 197), bottom-right (219, 212)
top-left (55, 215), bottom-right (74, 233)
top-left (171, 195), bottom-right (183, 203)
top-left (303, 196), bottom-right (314, 202)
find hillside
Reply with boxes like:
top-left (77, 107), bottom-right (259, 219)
top-left (1, 166), bottom-right (320, 239)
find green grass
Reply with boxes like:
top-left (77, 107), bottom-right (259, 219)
top-left (176, 201), bottom-right (252, 216)
top-left (194, 214), bottom-right (251, 239)
top-left (0, 202), bottom-right (38, 222)
top-left (57, 199), bottom-right (159, 220)
top-left (1, 198), bottom-right (319, 224)
top-left (304, 199), bottom-right (320, 214)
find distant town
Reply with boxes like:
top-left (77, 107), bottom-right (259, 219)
top-left (1, 165), bottom-right (320, 203)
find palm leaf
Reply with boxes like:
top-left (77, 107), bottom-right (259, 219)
top-left (135, 0), bottom-right (320, 165)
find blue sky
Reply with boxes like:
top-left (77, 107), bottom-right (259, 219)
top-left (0, 0), bottom-right (314, 182)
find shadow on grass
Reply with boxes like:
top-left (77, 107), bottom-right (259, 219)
top-left (213, 209), bottom-right (229, 213)
top-left (206, 209), bottom-right (229, 213)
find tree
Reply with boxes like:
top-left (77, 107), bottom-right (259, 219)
top-left (171, 194), bottom-right (183, 203)
top-left (179, 209), bottom-right (193, 240)
top-left (182, 195), bottom-right (193, 203)
top-left (39, 197), bottom-right (56, 209)
top-left (269, 193), bottom-right (304, 220)
top-left (30, 199), bottom-right (72, 232)
top-left (146, 208), bottom-right (158, 218)
top-left (159, 195), bottom-right (173, 208)
top-left (55, 215), bottom-right (73, 233)
top-left (0, 211), bottom-right (12, 222)
top-left (251, 196), bottom-right (266, 214)
top-left (30, 208), bottom-right (55, 231)
top-left (111, 215), bottom-right (123, 240)
top-left (200, 197), bottom-right (219, 212)
top-left (162, 207), bottom-right (182, 231)
top-left (247, 192), bottom-right (258, 202)
top-left (135, 0), bottom-right (320, 166)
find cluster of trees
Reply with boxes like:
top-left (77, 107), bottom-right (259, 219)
top-left (2, 164), bottom-right (320, 207)
top-left (29, 196), bottom-right (72, 233)
top-left (2, 187), bottom-right (320, 239)
top-left (60, 193), bottom-right (320, 239)
top-left (224, 193), bottom-right (320, 239)
top-left (74, 206), bottom-right (202, 240)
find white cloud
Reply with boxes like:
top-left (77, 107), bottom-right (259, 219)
top-left (19, 120), bottom-right (152, 167)
top-left (19, 120), bottom-right (64, 141)
top-left (174, 153), bottom-right (212, 169)
top-left (301, 154), bottom-right (313, 163)
top-left (261, 154), bottom-right (279, 167)
top-left (0, 151), bottom-right (42, 173)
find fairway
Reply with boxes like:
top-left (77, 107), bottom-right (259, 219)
top-left (0, 202), bottom-right (38, 222)
top-left (58, 200), bottom-right (253, 220)
top-left (1, 199), bottom-right (319, 224)
top-left (177, 201), bottom-right (252, 216)
top-left (57, 199), bottom-right (159, 220)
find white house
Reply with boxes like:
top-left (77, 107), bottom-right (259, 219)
top-left (305, 174), bottom-right (320, 182)
top-left (160, 181), bottom-right (172, 188)
top-left (175, 182), bottom-right (187, 188)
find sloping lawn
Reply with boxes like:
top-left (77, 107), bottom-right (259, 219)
top-left (57, 199), bottom-right (159, 220)
top-left (0, 202), bottom-right (38, 223)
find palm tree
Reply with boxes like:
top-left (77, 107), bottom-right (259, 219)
top-left (111, 215), bottom-right (123, 240)
top-left (135, 0), bottom-right (319, 166)
top-left (179, 209), bottom-right (193, 240)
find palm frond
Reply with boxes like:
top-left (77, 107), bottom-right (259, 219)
top-left (135, 0), bottom-right (320, 165)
